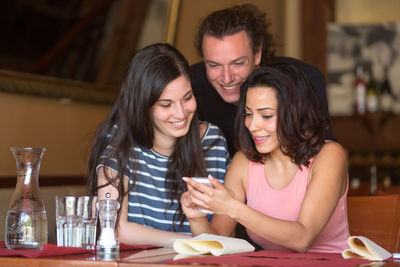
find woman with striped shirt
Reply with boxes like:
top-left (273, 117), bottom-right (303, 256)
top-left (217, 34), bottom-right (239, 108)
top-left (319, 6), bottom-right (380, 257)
top-left (88, 43), bottom-right (230, 247)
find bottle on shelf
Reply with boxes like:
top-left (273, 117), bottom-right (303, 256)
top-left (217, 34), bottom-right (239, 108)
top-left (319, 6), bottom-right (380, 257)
top-left (354, 65), bottom-right (367, 115)
top-left (379, 67), bottom-right (394, 113)
top-left (370, 164), bottom-right (377, 195)
top-left (367, 68), bottom-right (379, 113)
top-left (366, 67), bottom-right (380, 113)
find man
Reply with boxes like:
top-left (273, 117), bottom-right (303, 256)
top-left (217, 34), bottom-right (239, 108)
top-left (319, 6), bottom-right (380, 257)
top-left (191, 4), bottom-right (334, 156)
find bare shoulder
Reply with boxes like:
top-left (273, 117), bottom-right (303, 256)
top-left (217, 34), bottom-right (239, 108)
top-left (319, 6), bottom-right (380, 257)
top-left (230, 150), bottom-right (249, 167)
top-left (225, 151), bottom-right (249, 192)
top-left (312, 141), bottom-right (348, 176)
top-left (310, 142), bottom-right (348, 196)
top-left (317, 141), bottom-right (347, 160)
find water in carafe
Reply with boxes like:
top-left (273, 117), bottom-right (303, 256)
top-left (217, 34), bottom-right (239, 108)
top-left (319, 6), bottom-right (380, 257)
top-left (5, 147), bottom-right (48, 250)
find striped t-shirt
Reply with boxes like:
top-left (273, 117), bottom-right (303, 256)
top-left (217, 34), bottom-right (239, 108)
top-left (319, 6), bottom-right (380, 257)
top-left (98, 122), bottom-right (230, 234)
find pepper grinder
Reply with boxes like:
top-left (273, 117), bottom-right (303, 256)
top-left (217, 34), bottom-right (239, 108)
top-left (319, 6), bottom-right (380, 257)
top-left (96, 193), bottom-right (120, 260)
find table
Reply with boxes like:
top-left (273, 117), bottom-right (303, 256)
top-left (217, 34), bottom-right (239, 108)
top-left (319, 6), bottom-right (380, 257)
top-left (0, 247), bottom-right (399, 267)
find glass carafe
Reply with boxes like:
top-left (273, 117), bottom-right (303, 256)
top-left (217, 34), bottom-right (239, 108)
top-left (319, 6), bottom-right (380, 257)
top-left (5, 147), bottom-right (47, 250)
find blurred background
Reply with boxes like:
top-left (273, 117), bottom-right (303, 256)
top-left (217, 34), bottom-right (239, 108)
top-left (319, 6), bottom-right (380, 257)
top-left (0, 0), bottom-right (399, 195)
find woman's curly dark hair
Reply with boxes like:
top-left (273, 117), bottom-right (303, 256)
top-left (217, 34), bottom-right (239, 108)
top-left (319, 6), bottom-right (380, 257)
top-left (235, 62), bottom-right (329, 168)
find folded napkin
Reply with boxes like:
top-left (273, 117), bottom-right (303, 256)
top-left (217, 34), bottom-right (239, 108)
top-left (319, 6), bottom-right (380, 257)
top-left (342, 236), bottom-right (392, 261)
top-left (0, 242), bottom-right (156, 258)
top-left (173, 233), bottom-right (255, 256)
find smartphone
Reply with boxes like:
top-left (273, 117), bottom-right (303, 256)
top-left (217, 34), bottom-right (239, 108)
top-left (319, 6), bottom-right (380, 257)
top-left (191, 177), bottom-right (213, 187)
top-left (189, 177), bottom-right (213, 213)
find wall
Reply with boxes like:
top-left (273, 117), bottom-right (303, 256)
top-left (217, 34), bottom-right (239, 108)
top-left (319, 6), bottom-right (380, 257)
top-left (0, 0), bottom-right (292, 178)
top-left (329, 0), bottom-right (400, 196)
top-left (1, 0), bottom-right (399, 178)
top-left (335, 0), bottom-right (400, 23)
top-left (0, 92), bottom-right (110, 176)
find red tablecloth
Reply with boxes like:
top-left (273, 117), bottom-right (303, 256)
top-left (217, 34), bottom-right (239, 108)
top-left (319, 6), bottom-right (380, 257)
top-left (168, 250), bottom-right (375, 267)
top-left (0, 242), bottom-right (157, 258)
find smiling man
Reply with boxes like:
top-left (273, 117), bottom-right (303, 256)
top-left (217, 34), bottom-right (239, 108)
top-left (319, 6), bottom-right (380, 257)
top-left (191, 4), bottom-right (334, 156)
top-left (202, 31), bottom-right (261, 105)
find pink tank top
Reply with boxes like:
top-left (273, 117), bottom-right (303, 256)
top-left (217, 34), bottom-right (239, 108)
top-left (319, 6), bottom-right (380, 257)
top-left (246, 159), bottom-right (349, 253)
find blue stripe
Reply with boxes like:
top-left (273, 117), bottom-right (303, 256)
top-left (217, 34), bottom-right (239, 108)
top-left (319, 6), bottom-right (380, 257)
top-left (98, 122), bottom-right (231, 234)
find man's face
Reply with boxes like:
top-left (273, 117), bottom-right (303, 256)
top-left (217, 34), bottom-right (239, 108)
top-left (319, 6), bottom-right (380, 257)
top-left (202, 30), bottom-right (261, 105)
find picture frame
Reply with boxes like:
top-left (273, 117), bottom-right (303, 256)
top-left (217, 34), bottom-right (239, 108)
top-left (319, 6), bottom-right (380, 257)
top-left (0, 0), bottom-right (181, 104)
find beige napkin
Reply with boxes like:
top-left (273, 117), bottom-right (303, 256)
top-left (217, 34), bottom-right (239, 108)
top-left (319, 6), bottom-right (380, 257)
top-left (342, 236), bottom-right (392, 261)
top-left (173, 233), bottom-right (255, 256)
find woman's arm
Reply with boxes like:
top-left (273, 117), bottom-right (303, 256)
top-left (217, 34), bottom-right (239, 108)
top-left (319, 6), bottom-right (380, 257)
top-left (184, 142), bottom-right (348, 252)
top-left (225, 142), bottom-right (348, 252)
top-left (98, 167), bottom-right (190, 247)
top-left (182, 151), bottom-right (249, 237)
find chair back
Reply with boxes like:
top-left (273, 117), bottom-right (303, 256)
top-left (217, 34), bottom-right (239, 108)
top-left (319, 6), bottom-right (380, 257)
top-left (347, 194), bottom-right (400, 252)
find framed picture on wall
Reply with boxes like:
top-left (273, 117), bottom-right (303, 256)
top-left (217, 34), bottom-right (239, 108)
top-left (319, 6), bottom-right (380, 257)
top-left (0, 0), bottom-right (181, 103)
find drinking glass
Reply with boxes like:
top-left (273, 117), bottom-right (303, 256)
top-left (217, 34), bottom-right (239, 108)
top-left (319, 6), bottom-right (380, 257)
top-left (55, 196), bottom-right (98, 249)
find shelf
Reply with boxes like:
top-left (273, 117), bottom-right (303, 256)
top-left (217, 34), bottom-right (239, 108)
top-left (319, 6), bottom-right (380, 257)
top-left (354, 112), bottom-right (394, 135)
top-left (350, 152), bottom-right (400, 167)
top-left (331, 113), bottom-right (400, 153)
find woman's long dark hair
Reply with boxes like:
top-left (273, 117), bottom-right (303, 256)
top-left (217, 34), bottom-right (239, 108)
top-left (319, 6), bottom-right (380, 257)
top-left (88, 43), bottom-right (207, 226)
top-left (235, 62), bottom-right (329, 167)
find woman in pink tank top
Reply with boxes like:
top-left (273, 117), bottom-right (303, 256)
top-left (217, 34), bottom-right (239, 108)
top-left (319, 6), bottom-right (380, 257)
top-left (181, 62), bottom-right (350, 253)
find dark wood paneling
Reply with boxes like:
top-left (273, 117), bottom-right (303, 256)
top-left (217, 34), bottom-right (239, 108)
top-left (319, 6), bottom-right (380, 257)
top-left (347, 194), bottom-right (400, 252)
top-left (96, 0), bottom-right (151, 85)
top-left (331, 113), bottom-right (400, 153)
top-left (301, 0), bottom-right (335, 78)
